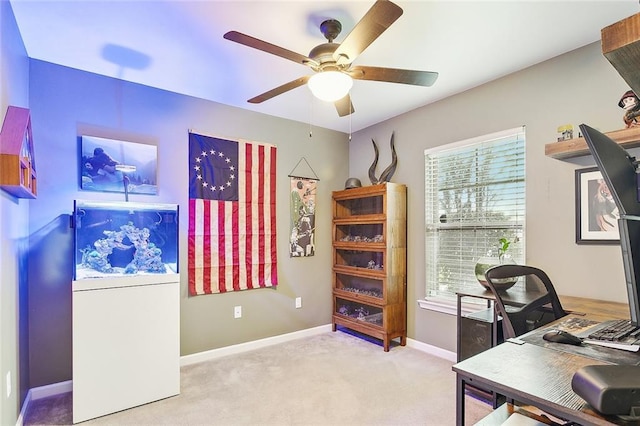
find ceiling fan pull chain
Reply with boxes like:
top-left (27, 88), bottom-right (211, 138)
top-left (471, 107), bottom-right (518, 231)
top-left (349, 106), bottom-right (352, 141)
top-left (309, 97), bottom-right (313, 138)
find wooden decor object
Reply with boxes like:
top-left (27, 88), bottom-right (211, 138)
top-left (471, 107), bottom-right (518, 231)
top-left (331, 182), bottom-right (407, 351)
top-left (545, 126), bottom-right (640, 159)
top-left (602, 13), bottom-right (640, 97)
top-left (0, 106), bottom-right (37, 198)
top-left (545, 14), bottom-right (640, 161)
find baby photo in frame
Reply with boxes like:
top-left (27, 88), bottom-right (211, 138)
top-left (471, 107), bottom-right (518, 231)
top-left (575, 166), bottom-right (620, 244)
top-left (80, 135), bottom-right (158, 195)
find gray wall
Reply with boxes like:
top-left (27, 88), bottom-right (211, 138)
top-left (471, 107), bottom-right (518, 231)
top-left (349, 41), bottom-right (633, 352)
top-left (24, 59), bottom-right (348, 388)
top-left (3, 6), bottom-right (638, 423)
top-left (0, 0), bottom-right (30, 424)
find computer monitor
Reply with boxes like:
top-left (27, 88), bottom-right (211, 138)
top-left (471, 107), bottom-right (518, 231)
top-left (581, 123), bottom-right (640, 325)
top-left (619, 217), bottom-right (640, 326)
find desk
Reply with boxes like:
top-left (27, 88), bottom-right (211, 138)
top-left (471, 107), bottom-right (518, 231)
top-left (453, 313), bottom-right (639, 426)
top-left (456, 289), bottom-right (629, 362)
top-left (453, 338), bottom-right (614, 425)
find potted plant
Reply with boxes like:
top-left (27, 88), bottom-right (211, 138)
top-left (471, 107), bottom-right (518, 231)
top-left (474, 237), bottom-right (519, 290)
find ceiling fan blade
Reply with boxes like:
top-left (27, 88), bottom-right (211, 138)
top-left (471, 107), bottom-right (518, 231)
top-left (224, 31), bottom-right (318, 67)
top-left (335, 94), bottom-right (355, 117)
top-left (348, 66), bottom-right (439, 86)
top-left (333, 0), bottom-right (403, 66)
top-left (248, 76), bottom-right (311, 104)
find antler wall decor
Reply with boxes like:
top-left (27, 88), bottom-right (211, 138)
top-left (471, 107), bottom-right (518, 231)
top-left (368, 132), bottom-right (397, 185)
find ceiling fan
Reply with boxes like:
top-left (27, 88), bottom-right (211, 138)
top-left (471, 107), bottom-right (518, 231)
top-left (223, 0), bottom-right (438, 117)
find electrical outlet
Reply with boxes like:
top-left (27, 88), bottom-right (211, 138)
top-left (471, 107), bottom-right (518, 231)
top-left (6, 371), bottom-right (11, 398)
top-left (295, 297), bottom-right (302, 309)
top-left (234, 306), bottom-right (242, 319)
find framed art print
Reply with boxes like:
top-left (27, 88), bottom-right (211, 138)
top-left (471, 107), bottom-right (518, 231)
top-left (80, 135), bottom-right (158, 195)
top-left (575, 166), bottom-right (620, 244)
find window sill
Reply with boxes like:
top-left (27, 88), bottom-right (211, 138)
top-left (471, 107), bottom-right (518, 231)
top-left (418, 297), bottom-right (487, 317)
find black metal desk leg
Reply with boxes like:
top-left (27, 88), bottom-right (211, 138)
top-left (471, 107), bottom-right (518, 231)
top-left (456, 374), bottom-right (465, 426)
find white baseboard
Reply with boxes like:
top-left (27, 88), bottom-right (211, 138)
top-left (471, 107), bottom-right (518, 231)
top-left (17, 325), bottom-right (455, 426)
top-left (180, 326), bottom-right (457, 366)
top-left (16, 380), bottom-right (73, 426)
top-left (15, 391), bottom-right (29, 426)
top-left (30, 380), bottom-right (72, 400)
top-left (406, 337), bottom-right (457, 362)
top-left (180, 324), bottom-right (333, 366)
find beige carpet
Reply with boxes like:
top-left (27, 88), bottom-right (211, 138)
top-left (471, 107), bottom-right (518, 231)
top-left (24, 330), bottom-right (492, 425)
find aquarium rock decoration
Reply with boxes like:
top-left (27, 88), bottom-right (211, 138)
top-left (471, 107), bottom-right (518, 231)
top-left (81, 221), bottom-right (166, 274)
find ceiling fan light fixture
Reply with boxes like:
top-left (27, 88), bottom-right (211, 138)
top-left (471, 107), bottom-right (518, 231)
top-left (308, 71), bottom-right (353, 102)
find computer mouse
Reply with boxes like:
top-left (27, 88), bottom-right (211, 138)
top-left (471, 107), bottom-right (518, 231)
top-left (542, 329), bottom-right (583, 346)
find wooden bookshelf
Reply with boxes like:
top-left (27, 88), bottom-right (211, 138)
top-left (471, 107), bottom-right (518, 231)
top-left (331, 183), bottom-right (407, 351)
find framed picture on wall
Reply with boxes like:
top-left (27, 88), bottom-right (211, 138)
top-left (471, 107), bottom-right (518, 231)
top-left (575, 166), bottom-right (620, 244)
top-left (80, 135), bottom-right (158, 195)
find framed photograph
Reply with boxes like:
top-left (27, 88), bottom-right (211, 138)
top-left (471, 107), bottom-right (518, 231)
top-left (575, 166), bottom-right (620, 244)
top-left (80, 135), bottom-right (158, 195)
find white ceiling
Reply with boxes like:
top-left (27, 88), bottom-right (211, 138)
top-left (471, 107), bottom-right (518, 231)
top-left (9, 0), bottom-right (640, 133)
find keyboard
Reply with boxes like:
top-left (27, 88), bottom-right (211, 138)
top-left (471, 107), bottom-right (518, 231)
top-left (583, 319), bottom-right (640, 352)
top-left (587, 319), bottom-right (640, 341)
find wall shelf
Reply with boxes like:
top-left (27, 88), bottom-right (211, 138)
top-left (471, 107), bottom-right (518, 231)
top-left (602, 12), bottom-right (640, 99)
top-left (544, 126), bottom-right (640, 159)
top-left (545, 13), bottom-right (640, 160)
top-left (0, 106), bottom-right (37, 198)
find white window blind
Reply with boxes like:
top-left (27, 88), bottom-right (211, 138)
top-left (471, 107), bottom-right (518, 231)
top-left (425, 127), bottom-right (526, 301)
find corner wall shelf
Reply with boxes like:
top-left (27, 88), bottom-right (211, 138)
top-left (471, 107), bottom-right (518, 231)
top-left (0, 106), bottom-right (37, 198)
top-left (545, 126), bottom-right (640, 159)
top-left (545, 12), bottom-right (640, 161)
top-left (602, 13), bottom-right (640, 103)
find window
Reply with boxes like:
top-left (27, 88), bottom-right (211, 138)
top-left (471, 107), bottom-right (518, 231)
top-left (424, 127), bottom-right (526, 308)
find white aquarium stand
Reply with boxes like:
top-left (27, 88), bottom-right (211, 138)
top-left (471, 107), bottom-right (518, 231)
top-left (72, 274), bottom-right (180, 423)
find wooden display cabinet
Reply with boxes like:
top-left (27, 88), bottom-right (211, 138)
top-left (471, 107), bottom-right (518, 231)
top-left (0, 106), bottom-right (37, 198)
top-left (331, 182), bottom-right (407, 351)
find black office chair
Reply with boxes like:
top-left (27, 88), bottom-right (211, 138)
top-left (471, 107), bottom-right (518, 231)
top-left (484, 264), bottom-right (568, 339)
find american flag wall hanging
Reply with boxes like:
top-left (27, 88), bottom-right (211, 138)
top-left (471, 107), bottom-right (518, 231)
top-left (188, 132), bottom-right (277, 295)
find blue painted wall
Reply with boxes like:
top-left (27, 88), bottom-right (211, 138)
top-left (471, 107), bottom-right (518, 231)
top-left (25, 59), bottom-right (348, 390)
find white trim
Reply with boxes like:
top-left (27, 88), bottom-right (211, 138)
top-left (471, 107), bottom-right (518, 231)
top-left (29, 380), bottom-right (72, 400)
top-left (423, 125), bottom-right (525, 155)
top-left (18, 327), bottom-right (333, 422)
top-left (180, 324), bottom-right (333, 366)
top-left (406, 337), bottom-right (456, 362)
top-left (16, 380), bottom-right (73, 426)
top-left (16, 391), bottom-right (29, 426)
top-left (17, 324), bottom-right (460, 425)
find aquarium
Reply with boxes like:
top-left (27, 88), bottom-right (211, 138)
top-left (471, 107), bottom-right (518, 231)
top-left (73, 200), bottom-right (179, 280)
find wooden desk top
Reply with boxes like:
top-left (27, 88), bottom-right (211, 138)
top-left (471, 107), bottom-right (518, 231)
top-left (457, 288), bottom-right (630, 321)
top-left (455, 309), bottom-right (640, 425)
top-left (453, 340), bottom-right (619, 425)
top-left (560, 296), bottom-right (629, 321)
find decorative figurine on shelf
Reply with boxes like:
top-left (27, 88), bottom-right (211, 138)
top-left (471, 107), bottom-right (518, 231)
top-left (368, 132), bottom-right (397, 185)
top-left (556, 124), bottom-right (574, 142)
top-left (619, 89), bottom-right (640, 128)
